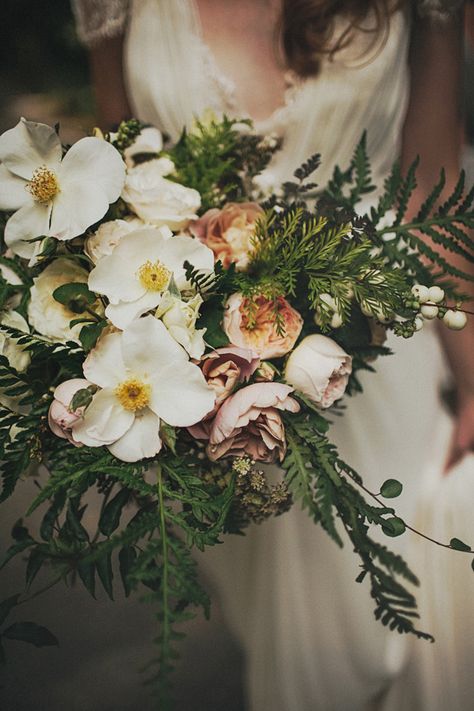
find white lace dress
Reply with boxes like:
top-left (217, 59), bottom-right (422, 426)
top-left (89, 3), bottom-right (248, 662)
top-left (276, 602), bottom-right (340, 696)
top-left (72, 2), bottom-right (474, 710)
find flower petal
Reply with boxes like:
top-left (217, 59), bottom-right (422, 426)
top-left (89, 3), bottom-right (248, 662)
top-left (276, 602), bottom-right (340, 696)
top-left (88, 251), bottom-right (146, 305)
top-left (0, 165), bottom-right (30, 210)
top-left (0, 118), bottom-right (62, 179)
top-left (121, 316), bottom-right (188, 376)
top-left (49, 181), bottom-right (110, 241)
top-left (107, 409), bottom-right (162, 462)
top-left (159, 235), bottom-right (215, 289)
top-left (148, 361), bottom-right (215, 427)
top-left (83, 332), bottom-right (127, 388)
top-left (58, 136), bottom-right (125, 203)
top-left (5, 201), bottom-right (51, 258)
top-left (105, 290), bottom-right (162, 330)
top-left (102, 227), bottom-right (171, 266)
top-left (72, 388), bottom-right (134, 446)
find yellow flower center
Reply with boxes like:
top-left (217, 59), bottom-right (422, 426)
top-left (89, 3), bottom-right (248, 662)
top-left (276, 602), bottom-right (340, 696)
top-left (27, 166), bottom-right (60, 203)
top-left (137, 260), bottom-right (171, 292)
top-left (115, 378), bottom-right (151, 411)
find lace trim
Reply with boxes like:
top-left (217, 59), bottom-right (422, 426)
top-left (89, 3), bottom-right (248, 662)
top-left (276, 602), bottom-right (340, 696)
top-left (416, 0), bottom-right (464, 21)
top-left (71, 0), bottom-right (130, 46)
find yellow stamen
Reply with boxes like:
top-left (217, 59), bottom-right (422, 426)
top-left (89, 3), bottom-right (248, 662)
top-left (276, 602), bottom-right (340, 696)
top-left (137, 260), bottom-right (171, 292)
top-left (27, 166), bottom-right (60, 203)
top-left (115, 378), bottom-right (151, 411)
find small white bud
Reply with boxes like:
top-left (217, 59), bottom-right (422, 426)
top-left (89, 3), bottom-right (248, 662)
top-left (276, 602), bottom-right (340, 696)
top-left (427, 286), bottom-right (445, 304)
top-left (330, 312), bottom-right (343, 329)
top-left (443, 309), bottom-right (467, 331)
top-left (414, 316), bottom-right (424, 331)
top-left (320, 293), bottom-right (337, 311)
top-left (411, 284), bottom-right (430, 303)
top-left (420, 304), bottom-right (439, 320)
top-left (360, 300), bottom-right (393, 323)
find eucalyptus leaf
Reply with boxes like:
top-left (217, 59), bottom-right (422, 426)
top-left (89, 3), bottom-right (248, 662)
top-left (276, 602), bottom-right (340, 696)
top-left (381, 517), bottom-right (406, 538)
top-left (380, 479), bottom-right (403, 499)
top-left (450, 538), bottom-right (472, 552)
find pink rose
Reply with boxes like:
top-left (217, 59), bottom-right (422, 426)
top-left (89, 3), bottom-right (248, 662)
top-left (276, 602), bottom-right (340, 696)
top-left (284, 334), bottom-right (352, 408)
top-left (223, 293), bottom-right (303, 359)
top-left (206, 382), bottom-right (300, 463)
top-left (190, 202), bottom-right (263, 270)
top-left (48, 378), bottom-right (91, 444)
top-left (187, 346), bottom-right (260, 438)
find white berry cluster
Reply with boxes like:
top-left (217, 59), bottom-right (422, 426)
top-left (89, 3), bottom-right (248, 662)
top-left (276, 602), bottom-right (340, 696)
top-left (411, 284), bottom-right (467, 331)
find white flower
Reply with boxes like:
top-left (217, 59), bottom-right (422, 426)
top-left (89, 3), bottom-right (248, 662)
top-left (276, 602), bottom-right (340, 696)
top-left (72, 316), bottom-right (215, 462)
top-left (156, 292), bottom-right (206, 359)
top-left (88, 228), bottom-right (214, 329)
top-left (0, 309), bottom-right (30, 413)
top-left (123, 127), bottom-right (164, 168)
top-left (284, 334), bottom-right (352, 408)
top-left (0, 118), bottom-right (126, 259)
top-left (27, 258), bottom-right (91, 342)
top-left (122, 159), bottom-right (200, 229)
top-left (0, 310), bottom-right (30, 372)
top-left (84, 217), bottom-right (148, 264)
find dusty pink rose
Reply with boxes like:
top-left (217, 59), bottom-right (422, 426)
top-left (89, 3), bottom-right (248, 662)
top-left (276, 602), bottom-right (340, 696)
top-left (190, 202), bottom-right (263, 270)
top-left (223, 293), bottom-right (303, 359)
top-left (48, 378), bottom-right (91, 444)
top-left (206, 382), bottom-right (300, 462)
top-left (284, 334), bottom-right (352, 408)
top-left (187, 346), bottom-right (260, 438)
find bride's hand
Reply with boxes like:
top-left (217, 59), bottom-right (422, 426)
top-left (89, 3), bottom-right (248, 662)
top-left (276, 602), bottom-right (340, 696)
top-left (444, 391), bottom-right (474, 473)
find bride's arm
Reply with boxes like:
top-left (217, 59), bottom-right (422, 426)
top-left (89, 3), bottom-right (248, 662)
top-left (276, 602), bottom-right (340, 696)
top-left (401, 8), bottom-right (474, 471)
top-left (88, 36), bottom-right (132, 128)
top-left (71, 0), bottom-right (132, 127)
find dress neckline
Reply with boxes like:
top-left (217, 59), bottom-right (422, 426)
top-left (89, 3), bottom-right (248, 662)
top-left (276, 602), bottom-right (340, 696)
top-left (187, 0), bottom-right (306, 130)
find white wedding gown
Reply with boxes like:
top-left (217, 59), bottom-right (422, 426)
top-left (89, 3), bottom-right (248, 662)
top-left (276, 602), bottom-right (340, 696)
top-left (72, 2), bottom-right (474, 710)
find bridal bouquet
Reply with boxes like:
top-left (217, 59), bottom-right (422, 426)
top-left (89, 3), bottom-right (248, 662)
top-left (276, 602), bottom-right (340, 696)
top-left (0, 116), bottom-right (472, 701)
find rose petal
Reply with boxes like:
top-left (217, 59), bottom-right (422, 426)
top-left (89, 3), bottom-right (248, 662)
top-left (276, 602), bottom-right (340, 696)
top-left (0, 118), bottom-right (62, 180)
top-left (107, 409), bottom-right (162, 462)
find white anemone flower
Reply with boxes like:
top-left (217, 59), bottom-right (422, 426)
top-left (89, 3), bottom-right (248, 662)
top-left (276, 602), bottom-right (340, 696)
top-left (0, 118), bottom-right (126, 259)
top-left (71, 316), bottom-right (215, 462)
top-left (88, 227), bottom-right (214, 329)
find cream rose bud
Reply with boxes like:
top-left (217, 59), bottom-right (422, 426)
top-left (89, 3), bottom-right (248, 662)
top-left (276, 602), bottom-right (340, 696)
top-left (48, 378), bottom-right (91, 444)
top-left (85, 217), bottom-right (148, 263)
top-left (284, 334), bottom-right (352, 408)
top-left (123, 127), bottom-right (164, 168)
top-left (122, 159), bottom-right (201, 229)
top-left (27, 258), bottom-right (92, 342)
top-left (155, 293), bottom-right (206, 359)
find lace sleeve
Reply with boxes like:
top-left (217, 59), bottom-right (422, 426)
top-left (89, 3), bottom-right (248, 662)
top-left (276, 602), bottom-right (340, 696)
top-left (71, 0), bottom-right (130, 46)
top-left (416, 0), bottom-right (465, 21)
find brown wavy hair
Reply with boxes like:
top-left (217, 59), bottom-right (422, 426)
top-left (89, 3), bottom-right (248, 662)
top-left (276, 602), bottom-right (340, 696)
top-left (280, 0), bottom-right (405, 77)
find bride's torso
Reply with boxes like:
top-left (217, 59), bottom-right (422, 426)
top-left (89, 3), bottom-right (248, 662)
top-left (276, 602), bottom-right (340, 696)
top-left (124, 0), bottom-right (411, 188)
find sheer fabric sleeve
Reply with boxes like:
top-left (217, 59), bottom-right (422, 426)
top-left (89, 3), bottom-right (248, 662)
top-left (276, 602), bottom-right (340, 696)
top-left (416, 0), bottom-right (465, 21)
top-left (71, 0), bottom-right (130, 46)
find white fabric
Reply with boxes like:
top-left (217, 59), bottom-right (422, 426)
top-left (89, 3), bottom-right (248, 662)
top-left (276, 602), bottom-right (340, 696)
top-left (73, 1), bottom-right (474, 709)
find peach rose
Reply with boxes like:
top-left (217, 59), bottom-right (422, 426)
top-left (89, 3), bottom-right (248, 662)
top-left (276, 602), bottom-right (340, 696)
top-left (284, 334), bottom-right (352, 408)
top-left (48, 378), bottom-right (91, 444)
top-left (187, 346), bottom-right (260, 439)
top-left (223, 293), bottom-right (303, 359)
top-left (190, 202), bottom-right (263, 270)
top-left (206, 382), bottom-right (300, 463)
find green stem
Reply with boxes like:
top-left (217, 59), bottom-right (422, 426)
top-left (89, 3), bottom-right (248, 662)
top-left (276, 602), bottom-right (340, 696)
top-left (377, 215), bottom-right (473, 236)
top-left (157, 465), bottom-right (171, 676)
